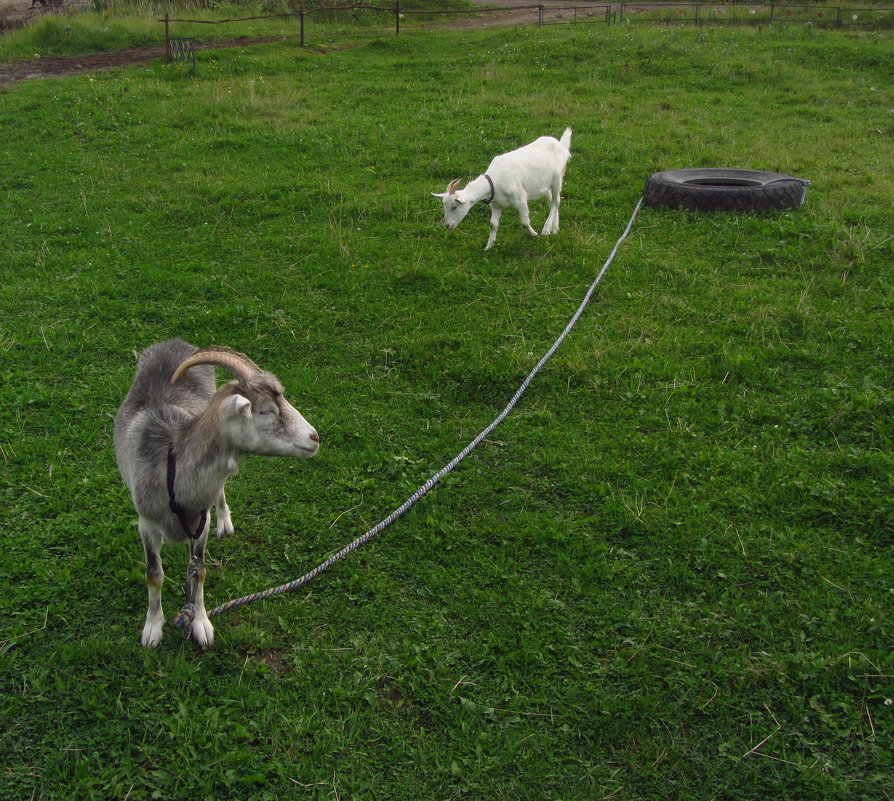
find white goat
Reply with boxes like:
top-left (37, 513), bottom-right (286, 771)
top-left (433, 127), bottom-right (572, 250)
top-left (114, 339), bottom-right (319, 648)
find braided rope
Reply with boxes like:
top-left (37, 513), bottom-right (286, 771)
top-left (206, 198), bottom-right (644, 620)
top-left (173, 603), bottom-right (196, 635)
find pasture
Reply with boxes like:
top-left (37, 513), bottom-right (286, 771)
top-left (0, 14), bottom-right (892, 801)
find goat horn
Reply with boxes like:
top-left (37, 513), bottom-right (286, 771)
top-left (447, 179), bottom-right (462, 194)
top-left (171, 346), bottom-right (262, 385)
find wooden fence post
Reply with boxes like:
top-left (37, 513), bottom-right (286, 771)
top-left (395, 1), bottom-right (401, 35)
top-left (164, 13), bottom-right (170, 63)
top-left (300, 8), bottom-right (305, 46)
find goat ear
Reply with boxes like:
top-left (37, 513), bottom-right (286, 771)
top-left (431, 192), bottom-right (447, 199)
top-left (222, 393), bottom-right (252, 419)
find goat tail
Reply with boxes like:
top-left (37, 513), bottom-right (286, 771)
top-left (560, 127), bottom-right (572, 150)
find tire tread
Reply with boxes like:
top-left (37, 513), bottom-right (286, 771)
top-left (643, 169), bottom-right (806, 212)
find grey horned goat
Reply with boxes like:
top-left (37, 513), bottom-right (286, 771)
top-left (114, 339), bottom-right (319, 648)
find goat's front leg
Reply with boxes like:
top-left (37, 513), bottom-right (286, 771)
top-left (215, 488), bottom-right (234, 538)
top-left (139, 522), bottom-right (165, 648)
top-left (187, 535), bottom-right (215, 648)
top-left (486, 205), bottom-right (504, 250)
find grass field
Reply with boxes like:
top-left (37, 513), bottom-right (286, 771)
top-left (0, 14), bottom-right (892, 801)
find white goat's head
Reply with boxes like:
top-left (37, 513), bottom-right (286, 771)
top-left (432, 178), bottom-right (472, 231)
top-left (171, 346), bottom-right (319, 459)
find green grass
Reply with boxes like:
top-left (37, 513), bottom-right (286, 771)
top-left (1, 18), bottom-right (892, 801)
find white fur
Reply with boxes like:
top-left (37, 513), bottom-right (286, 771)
top-left (433, 127), bottom-right (573, 250)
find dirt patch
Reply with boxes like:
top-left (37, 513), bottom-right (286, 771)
top-left (0, 45), bottom-right (162, 85)
top-left (250, 647), bottom-right (289, 676)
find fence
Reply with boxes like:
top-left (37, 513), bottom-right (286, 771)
top-left (614, 2), bottom-right (892, 25)
top-left (160, 2), bottom-right (894, 58)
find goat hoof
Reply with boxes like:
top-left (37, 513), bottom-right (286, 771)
top-left (141, 624), bottom-right (163, 649)
top-left (191, 617), bottom-right (215, 649)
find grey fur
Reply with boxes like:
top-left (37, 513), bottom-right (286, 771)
top-left (114, 338), bottom-right (319, 648)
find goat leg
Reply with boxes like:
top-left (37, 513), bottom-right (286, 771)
top-left (185, 536), bottom-right (215, 648)
top-left (542, 181), bottom-right (563, 235)
top-left (515, 200), bottom-right (539, 239)
top-left (215, 488), bottom-right (234, 538)
top-left (486, 206), bottom-right (504, 250)
top-left (140, 522), bottom-right (165, 648)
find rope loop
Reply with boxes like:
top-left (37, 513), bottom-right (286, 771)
top-left (173, 603), bottom-right (197, 637)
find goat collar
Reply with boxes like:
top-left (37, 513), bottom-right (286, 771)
top-left (483, 174), bottom-right (495, 204)
top-left (167, 444), bottom-right (208, 541)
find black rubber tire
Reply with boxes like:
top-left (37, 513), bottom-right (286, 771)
top-left (643, 168), bottom-right (807, 212)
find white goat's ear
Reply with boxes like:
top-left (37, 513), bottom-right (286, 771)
top-left (222, 393), bottom-right (252, 419)
top-left (432, 192), bottom-right (447, 199)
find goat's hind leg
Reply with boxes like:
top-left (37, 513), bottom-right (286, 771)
top-left (515, 199), bottom-right (540, 239)
top-left (542, 179), bottom-right (563, 236)
top-left (140, 521), bottom-right (165, 648)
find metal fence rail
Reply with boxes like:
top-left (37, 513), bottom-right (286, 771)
top-left (540, 5), bottom-right (612, 25)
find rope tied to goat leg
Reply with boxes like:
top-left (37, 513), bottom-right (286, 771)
top-left (174, 549), bottom-right (202, 636)
top-left (173, 603), bottom-right (197, 637)
top-left (207, 197), bottom-right (645, 621)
